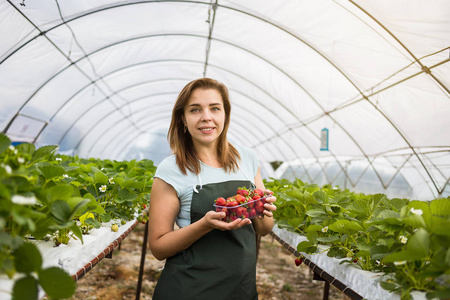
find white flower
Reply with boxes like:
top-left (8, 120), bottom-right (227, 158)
top-left (333, 186), bottom-right (339, 190)
top-left (13, 149), bottom-right (18, 154)
top-left (18, 157), bottom-right (25, 164)
top-left (109, 178), bottom-right (115, 184)
top-left (56, 158), bottom-right (62, 161)
top-left (322, 226), bottom-right (328, 233)
top-left (394, 261), bottom-right (407, 266)
top-left (12, 195), bottom-right (37, 205)
top-left (399, 235), bottom-right (408, 244)
top-left (410, 208), bottom-right (423, 216)
top-left (3, 164), bottom-right (12, 174)
top-left (99, 185), bottom-right (107, 193)
top-left (101, 168), bottom-right (104, 171)
top-left (8, 145), bottom-right (15, 151)
top-left (62, 174), bottom-right (69, 178)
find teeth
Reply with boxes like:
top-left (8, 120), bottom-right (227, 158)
top-left (200, 128), bottom-right (213, 131)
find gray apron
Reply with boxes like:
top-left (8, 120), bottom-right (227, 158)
top-left (153, 180), bottom-right (258, 300)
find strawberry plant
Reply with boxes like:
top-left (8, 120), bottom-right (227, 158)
top-left (268, 177), bottom-right (450, 299)
top-left (0, 133), bottom-right (156, 299)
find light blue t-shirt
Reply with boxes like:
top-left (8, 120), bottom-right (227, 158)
top-left (154, 144), bottom-right (259, 228)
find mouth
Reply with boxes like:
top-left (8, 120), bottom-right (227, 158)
top-left (199, 127), bottom-right (215, 134)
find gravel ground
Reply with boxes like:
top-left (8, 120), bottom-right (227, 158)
top-left (70, 223), bottom-right (350, 300)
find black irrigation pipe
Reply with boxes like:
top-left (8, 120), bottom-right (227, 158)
top-left (269, 231), bottom-right (364, 300)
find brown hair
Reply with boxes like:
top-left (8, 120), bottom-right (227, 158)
top-left (168, 78), bottom-right (240, 175)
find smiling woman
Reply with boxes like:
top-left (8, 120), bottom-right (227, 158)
top-left (147, 78), bottom-right (277, 300)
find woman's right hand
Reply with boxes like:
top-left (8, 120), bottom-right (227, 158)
top-left (203, 211), bottom-right (252, 231)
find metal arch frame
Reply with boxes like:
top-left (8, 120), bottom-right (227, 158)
top-left (27, 30), bottom-right (361, 188)
top-left (4, 0), bottom-right (443, 195)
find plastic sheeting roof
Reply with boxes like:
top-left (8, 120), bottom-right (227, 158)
top-left (1, 0), bottom-right (449, 200)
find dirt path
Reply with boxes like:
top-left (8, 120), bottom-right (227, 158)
top-left (70, 223), bottom-right (350, 299)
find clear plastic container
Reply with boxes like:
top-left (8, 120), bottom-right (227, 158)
top-left (213, 196), bottom-right (268, 222)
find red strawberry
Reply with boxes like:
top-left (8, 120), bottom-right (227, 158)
top-left (215, 197), bottom-right (226, 206)
top-left (252, 194), bottom-right (261, 200)
top-left (226, 200), bottom-right (239, 207)
top-left (237, 187), bottom-right (249, 197)
top-left (235, 194), bottom-right (246, 204)
top-left (249, 208), bottom-right (257, 218)
top-left (255, 200), bottom-right (264, 213)
top-left (236, 206), bottom-right (247, 217)
top-left (253, 189), bottom-right (264, 197)
top-left (295, 258), bottom-right (303, 266)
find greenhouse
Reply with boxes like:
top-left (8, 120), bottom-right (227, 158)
top-left (1, 1), bottom-right (449, 299)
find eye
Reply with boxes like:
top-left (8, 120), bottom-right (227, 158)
top-left (190, 108), bottom-right (200, 113)
top-left (212, 106), bottom-right (221, 111)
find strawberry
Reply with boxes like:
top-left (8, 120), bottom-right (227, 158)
top-left (295, 258), bottom-right (303, 266)
top-left (253, 189), bottom-right (264, 197)
top-left (235, 194), bottom-right (246, 204)
top-left (236, 206), bottom-right (247, 217)
top-left (226, 200), bottom-right (238, 207)
top-left (215, 197), bottom-right (226, 206)
top-left (237, 187), bottom-right (250, 197)
top-left (252, 194), bottom-right (261, 200)
top-left (255, 200), bottom-right (264, 213)
top-left (248, 208), bottom-right (257, 218)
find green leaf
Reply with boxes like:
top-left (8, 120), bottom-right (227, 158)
top-left (48, 184), bottom-right (74, 202)
top-left (430, 198), bottom-right (450, 217)
top-left (84, 217), bottom-right (101, 229)
top-left (118, 189), bottom-right (137, 202)
top-left (329, 220), bottom-right (364, 234)
top-left (402, 214), bottom-right (426, 229)
top-left (406, 228), bottom-right (429, 259)
top-left (70, 223), bottom-right (83, 244)
top-left (16, 143), bottom-right (35, 157)
top-left (38, 267), bottom-right (76, 299)
top-left (317, 236), bottom-right (339, 243)
top-left (39, 165), bottom-right (66, 180)
top-left (297, 241), bottom-right (317, 254)
top-left (305, 209), bottom-right (327, 218)
top-left (380, 281), bottom-right (399, 291)
top-left (306, 231), bottom-right (319, 244)
top-left (305, 224), bottom-right (323, 232)
top-left (0, 133), bottom-right (11, 155)
top-left (93, 170), bottom-right (108, 185)
top-left (13, 242), bottom-right (42, 273)
top-left (12, 275), bottom-right (38, 300)
top-left (313, 190), bottom-right (329, 204)
top-left (51, 200), bottom-right (72, 224)
top-left (31, 145), bottom-right (58, 164)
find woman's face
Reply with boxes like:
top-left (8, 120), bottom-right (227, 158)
top-left (183, 88), bottom-right (226, 148)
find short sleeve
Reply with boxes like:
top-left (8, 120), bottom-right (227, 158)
top-left (234, 143), bottom-right (259, 179)
top-left (154, 155), bottom-right (184, 196)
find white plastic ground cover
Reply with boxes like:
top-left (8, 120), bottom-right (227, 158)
top-left (0, 1), bottom-right (449, 200)
top-left (0, 219), bottom-right (138, 300)
top-left (272, 225), bottom-right (427, 300)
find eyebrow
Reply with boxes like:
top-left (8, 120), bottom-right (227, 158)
top-left (187, 103), bottom-right (222, 107)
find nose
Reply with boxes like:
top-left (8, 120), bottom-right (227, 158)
top-left (201, 109), bottom-right (212, 121)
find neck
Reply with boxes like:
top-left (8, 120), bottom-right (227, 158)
top-left (194, 142), bottom-right (222, 168)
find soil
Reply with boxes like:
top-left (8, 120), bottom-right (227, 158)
top-left (70, 223), bottom-right (351, 300)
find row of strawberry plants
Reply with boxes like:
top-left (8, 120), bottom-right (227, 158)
top-left (0, 133), bottom-right (155, 299)
top-left (265, 178), bottom-right (450, 300)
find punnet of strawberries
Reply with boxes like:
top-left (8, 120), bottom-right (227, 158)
top-left (213, 187), bottom-right (273, 222)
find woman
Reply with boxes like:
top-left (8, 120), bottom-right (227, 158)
top-left (148, 78), bottom-right (277, 299)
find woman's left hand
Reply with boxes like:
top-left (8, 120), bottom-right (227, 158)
top-left (259, 190), bottom-right (277, 218)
